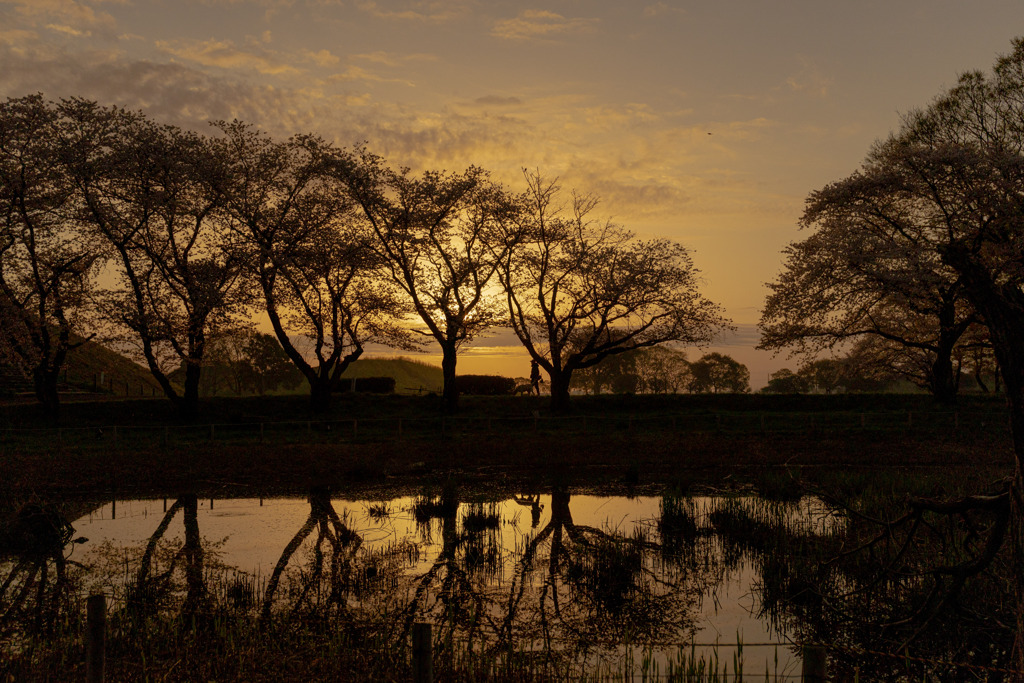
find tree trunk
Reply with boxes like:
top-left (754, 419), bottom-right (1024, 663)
top-left (549, 371), bottom-right (572, 414)
top-left (309, 376), bottom-right (333, 414)
top-left (180, 362), bottom-right (201, 420)
top-left (441, 344), bottom-right (458, 414)
top-left (952, 264), bottom-right (1024, 672)
top-left (929, 346), bottom-right (958, 405)
top-left (32, 366), bottom-right (60, 421)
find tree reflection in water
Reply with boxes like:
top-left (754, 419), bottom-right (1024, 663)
top-left (497, 488), bottom-right (712, 667)
top-left (0, 502), bottom-right (82, 638)
top-left (709, 492), bottom-right (1015, 678)
top-left (260, 486), bottom-right (362, 625)
top-left (128, 493), bottom-right (206, 623)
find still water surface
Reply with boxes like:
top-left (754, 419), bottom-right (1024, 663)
top-left (71, 492), bottom-right (836, 676)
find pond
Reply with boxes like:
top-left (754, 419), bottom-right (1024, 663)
top-left (1, 483), bottom-right (1013, 680)
top-left (64, 490), bottom-right (833, 677)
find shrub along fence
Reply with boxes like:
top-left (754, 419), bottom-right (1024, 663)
top-left (0, 408), bottom-right (1010, 452)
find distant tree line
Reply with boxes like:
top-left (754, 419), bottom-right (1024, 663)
top-left (0, 95), bottom-right (729, 418)
top-left (761, 341), bottom-right (1001, 395)
top-left (571, 348), bottom-right (751, 395)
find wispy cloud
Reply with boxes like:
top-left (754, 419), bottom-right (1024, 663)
top-left (156, 38), bottom-right (301, 76)
top-left (642, 3), bottom-right (685, 18)
top-left (356, 0), bottom-right (475, 24)
top-left (352, 50), bottom-right (437, 66)
top-left (783, 56), bottom-right (832, 98)
top-left (491, 9), bottom-right (598, 41)
top-left (471, 95), bottom-right (523, 107)
top-left (46, 23), bottom-right (89, 37)
top-left (328, 64), bottom-right (414, 86)
top-left (302, 48), bottom-right (340, 67)
top-left (5, 0), bottom-right (117, 32)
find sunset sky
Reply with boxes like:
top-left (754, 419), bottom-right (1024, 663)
top-left (2, 0), bottom-right (1021, 386)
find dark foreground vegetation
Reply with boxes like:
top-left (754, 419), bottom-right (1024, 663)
top-left (0, 394), bottom-right (1015, 680)
top-left (0, 393), bottom-right (1013, 497)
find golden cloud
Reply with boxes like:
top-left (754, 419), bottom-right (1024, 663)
top-left (6, 0), bottom-right (116, 31)
top-left (491, 9), bottom-right (598, 41)
top-left (642, 3), bottom-right (685, 18)
top-left (156, 38), bottom-right (302, 76)
top-left (356, 0), bottom-right (475, 24)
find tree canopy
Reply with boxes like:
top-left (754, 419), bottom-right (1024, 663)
top-left (497, 172), bottom-right (728, 411)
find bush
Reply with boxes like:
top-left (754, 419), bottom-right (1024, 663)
top-left (353, 377), bottom-right (395, 394)
top-left (457, 375), bottom-right (516, 395)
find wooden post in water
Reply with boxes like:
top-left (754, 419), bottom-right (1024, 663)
top-left (412, 622), bottom-right (433, 683)
top-left (86, 593), bottom-right (106, 683)
top-left (398, 418), bottom-right (403, 439)
top-left (801, 644), bottom-right (827, 682)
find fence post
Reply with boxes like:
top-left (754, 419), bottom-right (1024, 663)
top-left (801, 644), bottom-right (827, 682)
top-left (210, 424), bottom-right (215, 441)
top-left (112, 426), bottom-right (117, 447)
top-left (907, 411), bottom-right (913, 428)
top-left (954, 411), bottom-right (959, 431)
top-left (398, 418), bottom-right (403, 439)
top-left (860, 413), bottom-right (865, 429)
top-left (412, 622), bottom-right (433, 683)
top-left (353, 419), bottom-right (358, 439)
top-left (86, 593), bottom-right (106, 683)
top-left (260, 422), bottom-right (265, 443)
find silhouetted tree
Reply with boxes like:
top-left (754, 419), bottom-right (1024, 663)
top-left (687, 352), bottom-right (749, 393)
top-left (759, 179), bottom-right (980, 403)
top-left (63, 100), bottom-right (247, 418)
top-left (0, 95), bottom-right (101, 418)
top-left (761, 368), bottom-right (808, 394)
top-left (195, 331), bottom-right (303, 396)
top-left (801, 38), bottom-right (1024, 662)
top-left (335, 150), bottom-right (520, 413)
top-left (635, 346), bottom-right (690, 393)
top-left (216, 125), bottom-right (411, 412)
top-left (498, 172), bottom-right (728, 412)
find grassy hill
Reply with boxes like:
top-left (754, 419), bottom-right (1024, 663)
top-left (340, 356), bottom-right (443, 395)
top-left (62, 338), bottom-right (168, 397)
top-left (0, 338), bottom-right (168, 399)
